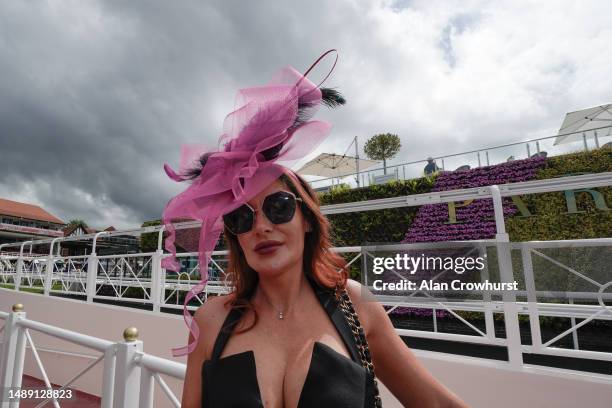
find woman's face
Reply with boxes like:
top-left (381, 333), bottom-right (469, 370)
top-left (236, 180), bottom-right (311, 278)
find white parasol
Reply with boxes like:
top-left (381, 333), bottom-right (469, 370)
top-left (296, 153), bottom-right (378, 178)
top-left (554, 103), bottom-right (612, 146)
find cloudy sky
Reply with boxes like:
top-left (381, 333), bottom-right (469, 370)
top-left (1, 0), bottom-right (611, 229)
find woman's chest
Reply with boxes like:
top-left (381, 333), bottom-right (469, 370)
top-left (219, 323), bottom-right (355, 407)
top-left (205, 341), bottom-right (367, 408)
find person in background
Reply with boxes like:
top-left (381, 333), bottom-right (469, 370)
top-left (424, 157), bottom-right (440, 175)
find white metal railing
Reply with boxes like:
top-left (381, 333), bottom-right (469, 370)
top-left (307, 125), bottom-right (612, 189)
top-left (49, 255), bottom-right (89, 296)
top-left (518, 240), bottom-right (612, 362)
top-left (0, 304), bottom-right (185, 407)
top-left (0, 257), bottom-right (18, 285)
top-left (1, 242), bottom-right (610, 369)
top-left (159, 251), bottom-right (230, 312)
top-left (1, 235), bottom-right (610, 406)
top-left (93, 253), bottom-right (155, 304)
top-left (365, 239), bottom-right (612, 363)
top-left (17, 257), bottom-right (46, 290)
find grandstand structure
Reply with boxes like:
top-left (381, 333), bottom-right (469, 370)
top-left (0, 201), bottom-right (140, 261)
top-left (0, 198), bottom-right (65, 246)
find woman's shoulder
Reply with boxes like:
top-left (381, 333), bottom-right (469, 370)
top-left (344, 278), bottom-right (377, 304)
top-left (192, 293), bottom-right (236, 359)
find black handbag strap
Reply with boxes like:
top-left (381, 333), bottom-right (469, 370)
top-left (336, 286), bottom-right (383, 408)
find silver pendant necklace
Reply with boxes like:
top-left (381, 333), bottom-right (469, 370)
top-left (271, 303), bottom-right (285, 320)
top-left (260, 291), bottom-right (286, 320)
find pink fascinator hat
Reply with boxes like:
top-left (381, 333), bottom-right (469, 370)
top-left (161, 50), bottom-right (346, 356)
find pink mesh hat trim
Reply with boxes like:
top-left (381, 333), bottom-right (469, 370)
top-left (161, 51), bottom-right (338, 356)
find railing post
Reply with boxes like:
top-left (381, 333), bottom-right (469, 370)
top-left (138, 365), bottom-right (154, 408)
top-left (432, 308), bottom-right (438, 332)
top-left (479, 244), bottom-right (496, 340)
top-left (521, 245), bottom-right (542, 351)
top-left (89, 231), bottom-right (109, 302)
top-left (151, 250), bottom-right (163, 313)
top-left (526, 143), bottom-right (531, 158)
top-left (8, 319), bottom-right (26, 408)
top-left (44, 256), bottom-right (54, 297)
top-left (113, 327), bottom-right (142, 408)
top-left (86, 253), bottom-right (98, 303)
top-left (489, 185), bottom-right (523, 369)
top-left (0, 304), bottom-right (27, 407)
top-left (15, 241), bottom-right (33, 292)
top-left (14, 258), bottom-right (23, 292)
top-left (569, 297), bottom-right (580, 350)
top-left (44, 238), bottom-right (61, 296)
top-left (101, 345), bottom-right (117, 408)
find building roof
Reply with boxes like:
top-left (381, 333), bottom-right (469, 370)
top-left (63, 224), bottom-right (116, 237)
top-left (0, 198), bottom-right (65, 225)
top-left (63, 224), bottom-right (90, 236)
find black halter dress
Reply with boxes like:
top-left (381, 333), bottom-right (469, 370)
top-left (201, 275), bottom-right (378, 407)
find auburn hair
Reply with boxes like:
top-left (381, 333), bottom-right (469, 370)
top-left (222, 168), bottom-right (348, 332)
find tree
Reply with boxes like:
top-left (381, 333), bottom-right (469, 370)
top-left (363, 133), bottom-right (401, 174)
top-left (140, 220), bottom-right (161, 252)
top-left (66, 219), bottom-right (88, 228)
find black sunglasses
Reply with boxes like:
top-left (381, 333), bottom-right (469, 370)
top-left (223, 191), bottom-right (303, 235)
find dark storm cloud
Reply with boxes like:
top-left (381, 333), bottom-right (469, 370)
top-left (0, 0), bottom-right (349, 227)
top-left (1, 0), bottom-right (611, 229)
top-left (0, 0), bottom-right (375, 227)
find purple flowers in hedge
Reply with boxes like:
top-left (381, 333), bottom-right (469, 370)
top-left (402, 156), bottom-right (546, 243)
top-left (391, 157), bottom-right (546, 318)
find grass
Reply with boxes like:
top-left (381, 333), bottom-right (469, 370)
top-left (1, 282), bottom-right (64, 294)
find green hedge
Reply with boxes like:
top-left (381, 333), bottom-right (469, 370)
top-left (140, 220), bottom-right (162, 252)
top-left (318, 176), bottom-right (437, 246)
top-left (319, 149), bottom-right (610, 285)
top-left (317, 177), bottom-right (437, 280)
top-left (506, 147), bottom-right (612, 241)
top-left (317, 149), bottom-right (611, 245)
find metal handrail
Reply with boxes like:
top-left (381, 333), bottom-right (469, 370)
top-left (308, 124), bottom-right (612, 186)
top-left (97, 252), bottom-right (157, 259)
top-left (3, 240), bottom-right (609, 326)
top-left (0, 307), bottom-right (186, 407)
top-left (136, 352), bottom-right (186, 379)
top-left (17, 319), bottom-right (113, 351)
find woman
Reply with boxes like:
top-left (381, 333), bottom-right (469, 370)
top-left (161, 51), bottom-right (468, 407)
top-left (180, 169), bottom-right (469, 407)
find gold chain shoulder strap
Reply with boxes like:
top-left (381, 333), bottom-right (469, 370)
top-left (336, 287), bottom-right (383, 408)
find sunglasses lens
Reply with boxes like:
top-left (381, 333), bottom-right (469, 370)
top-left (223, 191), bottom-right (298, 234)
top-left (263, 191), bottom-right (297, 224)
top-left (223, 204), bottom-right (253, 234)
